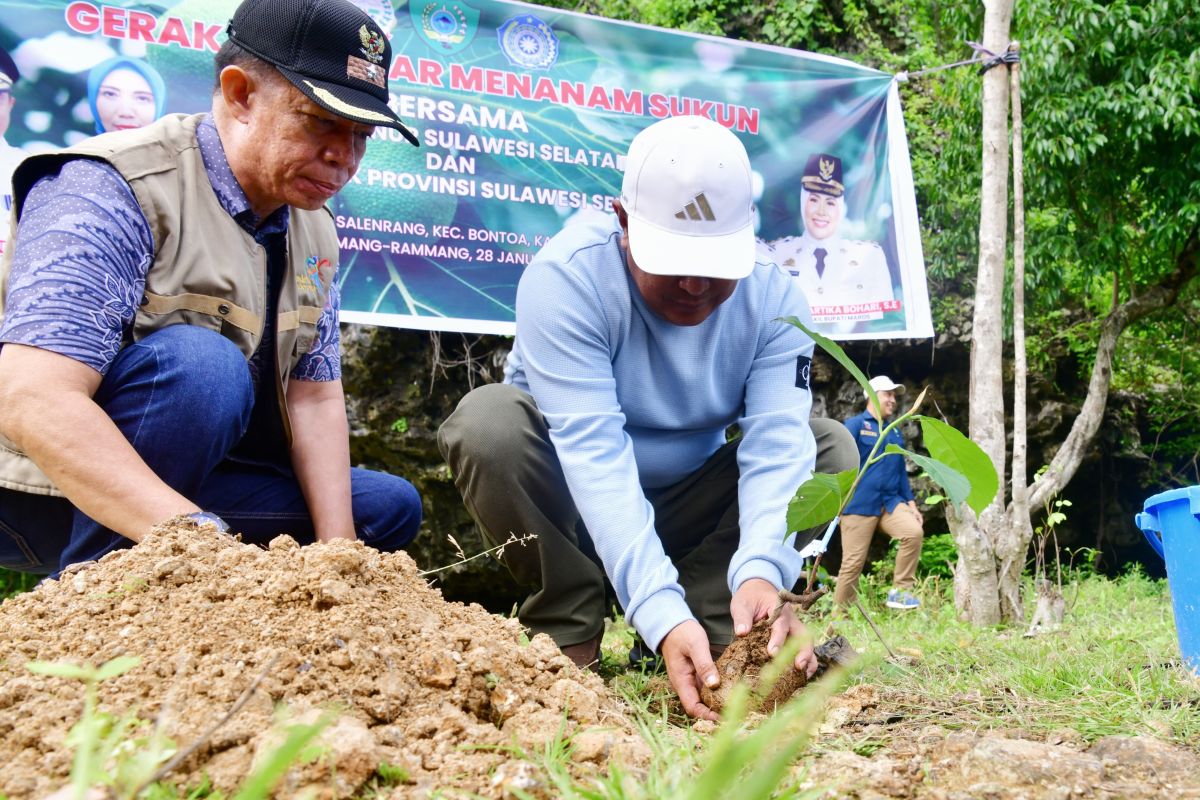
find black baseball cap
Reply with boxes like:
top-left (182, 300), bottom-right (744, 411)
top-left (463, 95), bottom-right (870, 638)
top-left (226, 0), bottom-right (418, 145)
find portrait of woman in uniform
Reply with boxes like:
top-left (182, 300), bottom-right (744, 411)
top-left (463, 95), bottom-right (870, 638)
top-left (769, 152), bottom-right (897, 333)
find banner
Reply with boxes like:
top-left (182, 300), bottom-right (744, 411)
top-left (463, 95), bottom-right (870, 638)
top-left (0, 0), bottom-right (933, 340)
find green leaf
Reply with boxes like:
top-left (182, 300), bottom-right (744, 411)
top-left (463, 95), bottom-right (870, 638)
top-left (786, 470), bottom-right (857, 532)
top-left (94, 655), bottom-right (141, 682)
top-left (777, 316), bottom-right (881, 419)
top-left (885, 445), bottom-right (971, 509)
top-left (917, 417), bottom-right (1000, 514)
top-left (26, 661), bottom-right (91, 681)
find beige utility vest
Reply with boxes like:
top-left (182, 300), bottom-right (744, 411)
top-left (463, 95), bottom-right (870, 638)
top-left (0, 113), bottom-right (339, 496)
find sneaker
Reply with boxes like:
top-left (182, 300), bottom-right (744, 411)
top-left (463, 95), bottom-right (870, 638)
top-left (886, 588), bottom-right (920, 610)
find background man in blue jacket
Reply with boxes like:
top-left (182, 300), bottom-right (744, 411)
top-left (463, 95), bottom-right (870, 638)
top-left (838, 375), bottom-right (925, 610)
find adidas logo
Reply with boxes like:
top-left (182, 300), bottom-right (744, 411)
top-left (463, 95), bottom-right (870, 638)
top-left (675, 193), bottom-right (716, 222)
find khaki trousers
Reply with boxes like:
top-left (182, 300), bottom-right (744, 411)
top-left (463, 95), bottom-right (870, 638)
top-left (437, 383), bottom-right (859, 649)
top-left (833, 504), bottom-right (924, 606)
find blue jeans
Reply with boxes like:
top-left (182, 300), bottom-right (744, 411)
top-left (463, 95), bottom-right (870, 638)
top-left (0, 326), bottom-right (421, 575)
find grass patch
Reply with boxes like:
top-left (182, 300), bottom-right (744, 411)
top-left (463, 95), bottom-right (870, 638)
top-left (816, 566), bottom-right (1199, 745)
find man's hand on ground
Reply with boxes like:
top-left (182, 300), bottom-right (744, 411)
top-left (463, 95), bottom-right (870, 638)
top-left (660, 620), bottom-right (720, 722)
top-left (731, 577), bottom-right (818, 677)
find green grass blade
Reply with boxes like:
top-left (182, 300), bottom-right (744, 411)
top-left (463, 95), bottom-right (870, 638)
top-left (231, 714), bottom-right (332, 800)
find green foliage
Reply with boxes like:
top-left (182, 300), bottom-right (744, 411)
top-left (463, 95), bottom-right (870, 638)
top-left (916, 533), bottom-right (957, 579)
top-left (917, 416), bottom-right (1000, 513)
top-left (0, 568), bottom-right (38, 600)
top-left (782, 316), bottom-right (998, 530)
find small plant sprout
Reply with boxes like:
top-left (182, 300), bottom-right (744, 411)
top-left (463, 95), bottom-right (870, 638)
top-left (25, 655), bottom-right (177, 800)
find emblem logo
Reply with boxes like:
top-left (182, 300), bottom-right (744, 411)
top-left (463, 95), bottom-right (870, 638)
top-left (675, 193), bottom-right (716, 222)
top-left (497, 14), bottom-right (559, 70)
top-left (818, 157), bottom-right (835, 181)
top-left (795, 355), bottom-right (812, 390)
top-left (302, 256), bottom-right (333, 294)
top-left (411, 2), bottom-right (480, 55)
top-left (359, 24), bottom-right (386, 64)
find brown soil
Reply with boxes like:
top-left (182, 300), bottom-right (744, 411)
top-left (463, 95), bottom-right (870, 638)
top-left (700, 617), bottom-right (809, 713)
top-left (0, 520), bottom-right (649, 799)
top-left (796, 685), bottom-right (1200, 798)
top-left (699, 612), bottom-right (856, 715)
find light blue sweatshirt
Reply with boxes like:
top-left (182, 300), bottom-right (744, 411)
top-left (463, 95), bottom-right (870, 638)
top-left (505, 211), bottom-right (818, 651)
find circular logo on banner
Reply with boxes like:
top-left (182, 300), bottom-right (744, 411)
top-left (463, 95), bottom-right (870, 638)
top-left (412, 2), bottom-right (479, 55)
top-left (497, 14), bottom-right (559, 70)
top-left (348, 0), bottom-right (397, 35)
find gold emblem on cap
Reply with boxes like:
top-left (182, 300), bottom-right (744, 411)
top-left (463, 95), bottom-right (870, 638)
top-left (818, 157), bottom-right (835, 181)
top-left (359, 25), bottom-right (386, 64)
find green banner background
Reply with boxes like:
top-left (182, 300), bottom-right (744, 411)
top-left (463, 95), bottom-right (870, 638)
top-left (0, 0), bottom-right (932, 339)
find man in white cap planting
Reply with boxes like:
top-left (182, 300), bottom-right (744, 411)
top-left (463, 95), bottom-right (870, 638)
top-left (439, 115), bottom-right (858, 721)
top-left (838, 375), bottom-right (925, 610)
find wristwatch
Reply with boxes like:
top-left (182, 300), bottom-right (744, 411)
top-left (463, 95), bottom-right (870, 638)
top-left (184, 511), bottom-right (230, 533)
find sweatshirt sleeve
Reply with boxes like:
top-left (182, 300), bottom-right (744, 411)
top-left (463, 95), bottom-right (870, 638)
top-left (727, 276), bottom-right (818, 595)
top-left (513, 249), bottom-right (692, 653)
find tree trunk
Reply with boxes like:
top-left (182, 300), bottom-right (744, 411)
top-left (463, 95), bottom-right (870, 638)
top-left (950, 0), bottom-right (1014, 625)
top-left (997, 45), bottom-right (1032, 623)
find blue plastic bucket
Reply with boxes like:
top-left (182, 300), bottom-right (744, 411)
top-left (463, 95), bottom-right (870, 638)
top-left (1136, 486), bottom-right (1200, 674)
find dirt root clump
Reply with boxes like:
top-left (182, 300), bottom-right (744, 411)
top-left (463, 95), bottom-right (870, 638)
top-left (0, 521), bottom-right (648, 798)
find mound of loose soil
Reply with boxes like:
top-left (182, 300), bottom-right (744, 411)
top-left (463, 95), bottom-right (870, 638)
top-left (0, 520), bottom-right (649, 799)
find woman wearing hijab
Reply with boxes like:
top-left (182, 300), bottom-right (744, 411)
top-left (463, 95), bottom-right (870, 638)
top-left (87, 56), bottom-right (166, 134)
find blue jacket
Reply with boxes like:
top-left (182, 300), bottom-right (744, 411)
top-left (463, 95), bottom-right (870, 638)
top-left (843, 409), bottom-right (914, 516)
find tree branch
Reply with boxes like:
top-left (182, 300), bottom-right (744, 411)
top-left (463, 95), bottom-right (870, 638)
top-left (1029, 228), bottom-right (1200, 509)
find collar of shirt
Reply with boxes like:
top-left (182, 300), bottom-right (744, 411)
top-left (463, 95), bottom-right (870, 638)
top-left (195, 114), bottom-right (289, 241)
top-left (800, 231), bottom-right (841, 249)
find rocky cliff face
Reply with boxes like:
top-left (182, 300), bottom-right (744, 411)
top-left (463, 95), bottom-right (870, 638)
top-left (339, 318), bottom-right (1175, 612)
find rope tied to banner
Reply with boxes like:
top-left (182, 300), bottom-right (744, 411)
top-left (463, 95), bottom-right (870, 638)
top-left (895, 41), bottom-right (1021, 82)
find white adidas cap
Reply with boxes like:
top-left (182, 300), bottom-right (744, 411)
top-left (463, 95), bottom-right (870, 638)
top-left (620, 115), bottom-right (756, 280)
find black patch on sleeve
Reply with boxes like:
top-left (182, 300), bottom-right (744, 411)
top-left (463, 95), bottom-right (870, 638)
top-left (795, 355), bottom-right (812, 390)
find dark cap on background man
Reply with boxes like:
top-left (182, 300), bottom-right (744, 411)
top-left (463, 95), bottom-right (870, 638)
top-left (801, 152), bottom-right (844, 197)
top-left (0, 45), bottom-right (19, 90)
top-left (225, 0), bottom-right (418, 145)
